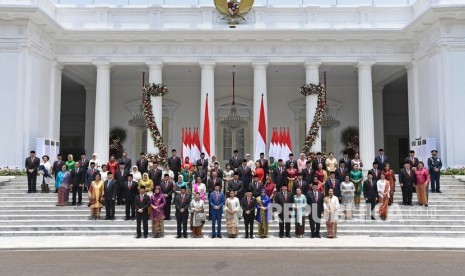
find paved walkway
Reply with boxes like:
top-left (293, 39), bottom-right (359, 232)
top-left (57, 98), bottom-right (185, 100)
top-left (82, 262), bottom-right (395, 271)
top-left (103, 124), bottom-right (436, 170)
top-left (1, 235), bottom-right (465, 250)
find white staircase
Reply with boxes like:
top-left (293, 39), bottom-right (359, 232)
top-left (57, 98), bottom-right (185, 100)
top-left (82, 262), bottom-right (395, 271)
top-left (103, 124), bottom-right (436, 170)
top-left (0, 176), bottom-right (464, 237)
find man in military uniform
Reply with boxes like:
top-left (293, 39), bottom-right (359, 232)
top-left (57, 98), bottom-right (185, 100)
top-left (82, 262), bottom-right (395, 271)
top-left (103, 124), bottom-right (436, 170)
top-left (427, 150), bottom-right (442, 193)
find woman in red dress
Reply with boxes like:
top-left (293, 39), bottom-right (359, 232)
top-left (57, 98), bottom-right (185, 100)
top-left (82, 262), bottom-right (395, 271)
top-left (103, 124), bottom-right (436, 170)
top-left (183, 156), bottom-right (193, 171)
top-left (106, 156), bottom-right (118, 176)
top-left (263, 175), bottom-right (277, 202)
top-left (253, 161), bottom-right (265, 183)
top-left (314, 163), bottom-right (328, 194)
top-left (286, 162), bottom-right (297, 193)
top-left (382, 163), bottom-right (396, 205)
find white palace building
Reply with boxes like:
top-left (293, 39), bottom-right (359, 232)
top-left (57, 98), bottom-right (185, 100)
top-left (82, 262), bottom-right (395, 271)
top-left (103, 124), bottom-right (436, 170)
top-left (1, 0), bottom-right (465, 170)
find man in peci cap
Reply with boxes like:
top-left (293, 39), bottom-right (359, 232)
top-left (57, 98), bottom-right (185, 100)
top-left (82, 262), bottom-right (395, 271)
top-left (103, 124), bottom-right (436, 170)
top-left (25, 150), bottom-right (40, 193)
top-left (134, 185), bottom-right (150, 238)
top-left (428, 150), bottom-right (442, 193)
top-left (374, 148), bottom-right (389, 170)
top-left (404, 150), bottom-right (420, 169)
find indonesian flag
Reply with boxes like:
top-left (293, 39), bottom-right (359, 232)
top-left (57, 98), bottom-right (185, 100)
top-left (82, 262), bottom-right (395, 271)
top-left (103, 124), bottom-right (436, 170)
top-left (254, 95), bottom-right (267, 161)
top-left (185, 128), bottom-right (192, 162)
top-left (202, 96), bottom-right (211, 159)
top-left (192, 127), bottom-right (201, 161)
top-left (181, 128), bottom-right (186, 160)
top-left (269, 128), bottom-right (276, 159)
top-left (286, 127), bottom-right (292, 154)
top-left (278, 128), bottom-right (284, 161)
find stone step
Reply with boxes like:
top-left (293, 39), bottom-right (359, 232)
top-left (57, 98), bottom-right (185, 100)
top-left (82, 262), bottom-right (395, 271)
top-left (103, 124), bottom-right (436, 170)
top-left (0, 230), bottom-right (463, 237)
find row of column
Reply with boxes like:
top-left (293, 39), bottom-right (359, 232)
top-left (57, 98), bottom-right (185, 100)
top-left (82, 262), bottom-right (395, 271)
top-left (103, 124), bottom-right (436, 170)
top-left (87, 60), bottom-right (377, 166)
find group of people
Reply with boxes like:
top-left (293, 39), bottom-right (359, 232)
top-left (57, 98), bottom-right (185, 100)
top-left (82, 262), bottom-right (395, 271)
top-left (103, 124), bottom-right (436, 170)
top-left (24, 146), bottom-right (443, 239)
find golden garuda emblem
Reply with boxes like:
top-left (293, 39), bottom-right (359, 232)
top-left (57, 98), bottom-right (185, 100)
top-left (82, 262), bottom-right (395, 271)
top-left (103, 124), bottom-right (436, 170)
top-left (214, 0), bottom-right (254, 25)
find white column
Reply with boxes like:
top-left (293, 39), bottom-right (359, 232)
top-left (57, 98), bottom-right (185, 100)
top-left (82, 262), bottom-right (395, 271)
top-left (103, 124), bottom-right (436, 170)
top-left (199, 61), bottom-right (216, 158)
top-left (252, 61), bottom-right (269, 161)
top-left (146, 61), bottom-right (163, 155)
top-left (304, 61), bottom-right (322, 153)
top-left (406, 61), bottom-right (420, 142)
top-left (49, 61), bottom-right (63, 141)
top-left (93, 61), bottom-right (111, 163)
top-left (84, 87), bottom-right (96, 154)
top-left (373, 86), bottom-right (384, 151)
top-left (358, 61), bottom-right (376, 172)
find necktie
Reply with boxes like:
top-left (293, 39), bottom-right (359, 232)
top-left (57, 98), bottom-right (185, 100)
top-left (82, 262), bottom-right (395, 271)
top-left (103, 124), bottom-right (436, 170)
top-left (315, 192), bottom-right (318, 202)
top-left (140, 195), bottom-right (143, 202)
top-left (248, 197), bottom-right (250, 205)
top-left (284, 192), bottom-right (287, 201)
top-left (216, 192), bottom-right (219, 201)
top-left (182, 195), bottom-right (185, 203)
top-left (370, 180), bottom-right (373, 188)
top-left (332, 180), bottom-right (335, 188)
top-left (128, 182), bottom-right (131, 189)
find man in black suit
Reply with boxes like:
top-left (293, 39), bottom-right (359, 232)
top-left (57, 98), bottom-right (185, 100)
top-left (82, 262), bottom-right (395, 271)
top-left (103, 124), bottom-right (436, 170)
top-left (134, 185), bottom-right (150, 238)
top-left (249, 175), bottom-right (263, 198)
top-left (118, 151), bottom-right (132, 171)
top-left (399, 161), bottom-right (416, 205)
top-left (312, 152), bottom-right (327, 171)
top-left (160, 174), bottom-right (174, 220)
top-left (25, 151), bottom-right (40, 193)
top-left (122, 174), bottom-right (138, 220)
top-left (115, 162), bottom-right (129, 205)
top-left (229, 149), bottom-right (241, 173)
top-left (168, 149), bottom-right (182, 180)
top-left (194, 165), bottom-right (207, 185)
top-left (368, 162), bottom-right (381, 183)
top-left (273, 159), bottom-right (287, 191)
top-left (85, 162), bottom-right (99, 189)
top-left (340, 151), bottom-right (352, 172)
top-left (210, 162), bottom-right (224, 179)
top-left (104, 172), bottom-right (117, 220)
top-left (241, 191), bottom-right (257, 239)
top-left (363, 172), bottom-right (378, 220)
top-left (136, 152), bottom-right (149, 175)
top-left (404, 150), bottom-right (420, 169)
top-left (275, 186), bottom-right (293, 238)
top-left (149, 161), bottom-right (163, 187)
top-left (196, 152), bottom-right (209, 172)
top-left (293, 173), bottom-right (308, 196)
top-left (301, 161), bottom-right (313, 186)
top-left (325, 171), bottom-right (341, 202)
top-left (228, 172), bottom-right (244, 201)
top-left (70, 162), bottom-right (85, 206)
top-left (256, 152), bottom-right (269, 178)
top-left (335, 161), bottom-right (348, 183)
top-left (174, 187), bottom-right (191, 238)
top-left (78, 153), bottom-right (89, 171)
top-left (307, 183), bottom-right (324, 238)
top-left (238, 159), bottom-right (252, 192)
top-left (374, 148), bottom-right (389, 170)
top-left (52, 154), bottom-right (65, 193)
top-left (285, 153), bottom-right (297, 169)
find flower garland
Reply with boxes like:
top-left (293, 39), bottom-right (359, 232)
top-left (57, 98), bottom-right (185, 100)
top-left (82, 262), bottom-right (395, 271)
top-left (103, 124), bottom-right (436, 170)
top-left (142, 83), bottom-right (169, 166)
top-left (300, 83), bottom-right (326, 157)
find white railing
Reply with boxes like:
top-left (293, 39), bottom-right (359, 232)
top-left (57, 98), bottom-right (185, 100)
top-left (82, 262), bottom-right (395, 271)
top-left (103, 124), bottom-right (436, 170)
top-left (51, 0), bottom-right (419, 7)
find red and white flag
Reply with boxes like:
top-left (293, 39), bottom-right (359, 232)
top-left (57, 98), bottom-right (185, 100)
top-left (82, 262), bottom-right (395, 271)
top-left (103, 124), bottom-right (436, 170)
top-left (278, 127), bottom-right (284, 161)
top-left (185, 128), bottom-right (192, 162)
top-left (181, 128), bottom-right (186, 160)
top-left (254, 95), bottom-right (267, 161)
top-left (269, 128), bottom-right (276, 159)
top-left (286, 127), bottom-right (292, 154)
top-left (192, 127), bottom-right (201, 161)
top-left (202, 96), bottom-right (211, 159)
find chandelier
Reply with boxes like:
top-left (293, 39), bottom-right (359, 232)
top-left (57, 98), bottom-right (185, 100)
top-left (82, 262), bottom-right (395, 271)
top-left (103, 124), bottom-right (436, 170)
top-left (128, 71), bottom-right (147, 129)
top-left (221, 70), bottom-right (247, 131)
top-left (320, 71), bottom-right (340, 130)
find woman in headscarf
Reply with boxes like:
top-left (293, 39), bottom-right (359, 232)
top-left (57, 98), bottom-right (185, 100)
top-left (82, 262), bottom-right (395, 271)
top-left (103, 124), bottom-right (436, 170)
top-left (65, 154), bottom-right (75, 171)
top-left (88, 173), bottom-right (104, 220)
top-left (39, 155), bottom-right (52, 193)
top-left (189, 192), bottom-right (206, 238)
top-left (55, 164), bottom-right (68, 206)
top-left (183, 156), bottom-right (193, 170)
top-left (139, 172), bottom-right (154, 195)
top-left (255, 189), bottom-right (271, 238)
top-left (263, 175), bottom-right (276, 202)
top-left (131, 165), bottom-right (142, 183)
top-left (180, 164), bottom-right (194, 191)
top-left (90, 153), bottom-right (100, 169)
top-left (175, 175), bottom-right (188, 195)
top-left (150, 185), bottom-right (166, 238)
top-left (293, 188), bottom-right (307, 238)
top-left (225, 190), bottom-right (241, 238)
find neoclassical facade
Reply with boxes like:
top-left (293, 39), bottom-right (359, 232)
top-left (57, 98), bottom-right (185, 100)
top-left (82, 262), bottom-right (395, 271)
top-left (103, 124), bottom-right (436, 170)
top-left (1, 0), bottom-right (464, 169)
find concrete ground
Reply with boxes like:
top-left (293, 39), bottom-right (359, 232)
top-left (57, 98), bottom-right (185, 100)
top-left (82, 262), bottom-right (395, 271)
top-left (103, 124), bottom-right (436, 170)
top-left (0, 249), bottom-right (464, 275)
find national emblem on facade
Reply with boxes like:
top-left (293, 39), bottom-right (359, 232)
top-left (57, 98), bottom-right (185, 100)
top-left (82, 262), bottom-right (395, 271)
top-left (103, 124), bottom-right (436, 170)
top-left (214, 0), bottom-right (254, 25)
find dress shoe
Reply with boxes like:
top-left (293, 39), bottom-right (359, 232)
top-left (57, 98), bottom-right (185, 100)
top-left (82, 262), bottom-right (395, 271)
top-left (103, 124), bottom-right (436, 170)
top-left (316, 235), bottom-right (321, 238)
top-left (408, 203), bottom-right (413, 206)
top-left (425, 204), bottom-right (429, 207)
top-left (136, 236), bottom-right (141, 239)
top-left (286, 234), bottom-right (291, 238)
top-left (176, 236), bottom-right (182, 239)
top-left (245, 235), bottom-right (249, 239)
top-left (104, 218), bottom-right (110, 220)
top-left (77, 203), bottom-right (82, 206)
top-left (279, 235), bottom-right (283, 238)
top-left (217, 235), bottom-right (223, 239)
top-left (144, 236), bottom-right (148, 238)
top-left (250, 236), bottom-right (254, 239)
top-left (430, 190), bottom-right (435, 193)
top-left (183, 235), bottom-right (188, 239)
top-left (211, 236), bottom-right (216, 239)
top-left (124, 218), bottom-right (130, 221)
top-left (436, 190), bottom-right (442, 193)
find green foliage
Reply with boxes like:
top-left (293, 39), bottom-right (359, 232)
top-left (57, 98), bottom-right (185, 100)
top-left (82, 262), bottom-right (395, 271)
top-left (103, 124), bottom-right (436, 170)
top-left (110, 127), bottom-right (127, 144)
top-left (0, 167), bottom-right (26, 176)
top-left (442, 168), bottom-right (465, 175)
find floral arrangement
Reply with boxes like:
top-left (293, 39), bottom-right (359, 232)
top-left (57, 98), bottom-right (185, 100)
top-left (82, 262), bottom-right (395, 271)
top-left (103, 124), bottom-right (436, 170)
top-left (142, 83), bottom-right (169, 166)
top-left (0, 167), bottom-right (26, 176)
top-left (300, 83), bottom-right (325, 157)
top-left (109, 127), bottom-right (127, 159)
top-left (441, 167), bottom-right (465, 175)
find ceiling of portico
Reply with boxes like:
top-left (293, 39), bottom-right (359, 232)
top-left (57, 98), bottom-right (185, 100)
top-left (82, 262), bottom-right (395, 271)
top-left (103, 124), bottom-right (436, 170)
top-left (63, 63), bottom-right (406, 98)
